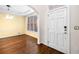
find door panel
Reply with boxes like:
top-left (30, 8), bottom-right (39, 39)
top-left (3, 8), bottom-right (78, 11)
top-left (48, 6), bottom-right (69, 53)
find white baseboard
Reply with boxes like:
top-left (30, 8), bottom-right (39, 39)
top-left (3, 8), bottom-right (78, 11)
top-left (0, 34), bottom-right (24, 39)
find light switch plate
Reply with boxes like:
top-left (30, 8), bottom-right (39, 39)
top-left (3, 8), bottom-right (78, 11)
top-left (74, 26), bottom-right (79, 30)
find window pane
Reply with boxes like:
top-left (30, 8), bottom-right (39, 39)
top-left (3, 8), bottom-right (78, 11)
top-left (27, 15), bottom-right (38, 32)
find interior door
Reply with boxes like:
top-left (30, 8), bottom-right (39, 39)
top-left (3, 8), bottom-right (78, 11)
top-left (47, 12), bottom-right (57, 49)
top-left (47, 6), bottom-right (69, 53)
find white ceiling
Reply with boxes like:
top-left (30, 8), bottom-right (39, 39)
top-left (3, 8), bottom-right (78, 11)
top-left (0, 5), bottom-right (35, 16)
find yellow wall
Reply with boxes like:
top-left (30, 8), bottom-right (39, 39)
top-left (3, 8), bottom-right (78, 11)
top-left (0, 12), bottom-right (38, 39)
top-left (0, 13), bottom-right (25, 38)
top-left (25, 17), bottom-right (39, 39)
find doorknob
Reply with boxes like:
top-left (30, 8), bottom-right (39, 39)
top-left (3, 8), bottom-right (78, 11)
top-left (64, 26), bottom-right (67, 31)
top-left (64, 26), bottom-right (67, 34)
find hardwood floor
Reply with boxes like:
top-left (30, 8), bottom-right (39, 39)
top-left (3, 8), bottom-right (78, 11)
top-left (0, 34), bottom-right (63, 54)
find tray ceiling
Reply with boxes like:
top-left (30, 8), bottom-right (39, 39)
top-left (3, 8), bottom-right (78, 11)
top-left (0, 5), bottom-right (35, 16)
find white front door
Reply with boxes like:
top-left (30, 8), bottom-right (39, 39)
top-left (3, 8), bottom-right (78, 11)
top-left (47, 6), bottom-right (70, 53)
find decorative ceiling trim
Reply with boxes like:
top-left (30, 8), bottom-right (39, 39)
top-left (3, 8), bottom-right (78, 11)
top-left (0, 5), bottom-right (37, 16)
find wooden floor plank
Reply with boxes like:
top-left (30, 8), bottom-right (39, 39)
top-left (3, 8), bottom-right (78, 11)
top-left (0, 34), bottom-right (63, 54)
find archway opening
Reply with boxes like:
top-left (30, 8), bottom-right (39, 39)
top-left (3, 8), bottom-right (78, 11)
top-left (0, 5), bottom-right (40, 44)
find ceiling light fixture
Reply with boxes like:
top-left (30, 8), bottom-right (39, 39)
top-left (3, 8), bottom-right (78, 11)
top-left (6, 5), bottom-right (10, 7)
top-left (6, 5), bottom-right (10, 10)
top-left (6, 14), bottom-right (14, 19)
top-left (5, 5), bottom-right (14, 19)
